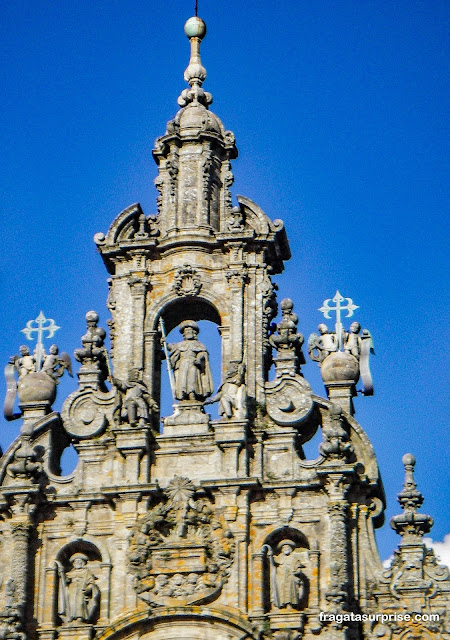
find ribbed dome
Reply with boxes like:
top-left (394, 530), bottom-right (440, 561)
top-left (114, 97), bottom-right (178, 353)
top-left (173, 102), bottom-right (224, 137)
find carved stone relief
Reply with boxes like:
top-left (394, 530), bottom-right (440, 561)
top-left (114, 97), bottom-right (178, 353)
top-left (172, 264), bottom-right (202, 297)
top-left (128, 476), bottom-right (235, 606)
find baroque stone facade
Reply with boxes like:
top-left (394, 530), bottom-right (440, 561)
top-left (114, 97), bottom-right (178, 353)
top-left (1, 15), bottom-right (448, 640)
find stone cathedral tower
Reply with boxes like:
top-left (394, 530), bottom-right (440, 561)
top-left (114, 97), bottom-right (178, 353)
top-left (0, 15), bottom-right (448, 640)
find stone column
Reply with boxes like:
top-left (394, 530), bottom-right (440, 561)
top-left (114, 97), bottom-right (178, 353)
top-left (322, 472), bottom-right (353, 640)
top-left (144, 329), bottom-right (161, 428)
top-left (225, 264), bottom-right (247, 362)
top-left (308, 541), bottom-right (321, 611)
top-left (10, 521), bottom-right (32, 612)
top-left (251, 550), bottom-right (266, 616)
top-left (128, 271), bottom-right (150, 372)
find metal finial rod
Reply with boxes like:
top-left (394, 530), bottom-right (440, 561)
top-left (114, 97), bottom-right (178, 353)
top-left (195, 0), bottom-right (198, 17)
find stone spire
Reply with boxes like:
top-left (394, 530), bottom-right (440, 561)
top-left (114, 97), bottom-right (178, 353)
top-left (152, 16), bottom-right (238, 239)
top-left (391, 453), bottom-right (433, 542)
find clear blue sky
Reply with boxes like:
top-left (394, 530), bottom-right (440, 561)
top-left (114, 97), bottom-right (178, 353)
top-left (1, 0), bottom-right (448, 563)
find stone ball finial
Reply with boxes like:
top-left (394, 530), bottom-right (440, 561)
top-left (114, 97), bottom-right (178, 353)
top-left (402, 453), bottom-right (416, 467)
top-left (85, 310), bottom-right (99, 323)
top-left (184, 16), bottom-right (207, 39)
top-left (280, 298), bottom-right (294, 312)
top-left (320, 351), bottom-right (359, 384)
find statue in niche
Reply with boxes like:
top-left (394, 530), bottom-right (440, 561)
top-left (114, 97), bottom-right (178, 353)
top-left (307, 323), bottom-right (338, 362)
top-left (113, 368), bottom-right (158, 427)
top-left (264, 540), bottom-right (307, 610)
top-left (41, 344), bottom-right (72, 381)
top-left (166, 321), bottom-right (213, 401)
top-left (205, 362), bottom-right (247, 419)
top-left (56, 553), bottom-right (100, 624)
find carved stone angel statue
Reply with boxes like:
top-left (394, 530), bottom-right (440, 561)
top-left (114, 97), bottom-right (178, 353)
top-left (55, 553), bottom-right (100, 624)
top-left (41, 344), bottom-right (72, 381)
top-left (264, 540), bottom-right (307, 610)
top-left (205, 362), bottom-right (247, 419)
top-left (307, 324), bottom-right (338, 363)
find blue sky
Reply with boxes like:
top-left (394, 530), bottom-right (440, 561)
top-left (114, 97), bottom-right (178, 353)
top-left (1, 1), bottom-right (448, 563)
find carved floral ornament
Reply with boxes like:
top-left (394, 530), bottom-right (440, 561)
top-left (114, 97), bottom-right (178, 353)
top-left (172, 264), bottom-right (202, 297)
top-left (127, 476), bottom-right (235, 606)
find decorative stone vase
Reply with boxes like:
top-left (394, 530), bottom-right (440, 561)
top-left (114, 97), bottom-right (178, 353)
top-left (320, 351), bottom-right (359, 384)
top-left (17, 371), bottom-right (57, 404)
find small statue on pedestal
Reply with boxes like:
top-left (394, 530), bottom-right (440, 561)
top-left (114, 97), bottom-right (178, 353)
top-left (308, 291), bottom-right (374, 396)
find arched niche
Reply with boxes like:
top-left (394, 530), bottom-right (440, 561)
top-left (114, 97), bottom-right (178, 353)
top-left (155, 296), bottom-right (221, 334)
top-left (50, 540), bottom-right (111, 625)
top-left (55, 539), bottom-right (102, 565)
top-left (261, 527), bottom-right (310, 614)
top-left (263, 526), bottom-right (310, 551)
top-left (96, 607), bottom-right (256, 640)
top-left (146, 296), bottom-right (226, 424)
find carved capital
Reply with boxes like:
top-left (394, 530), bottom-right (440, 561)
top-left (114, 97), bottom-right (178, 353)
top-left (225, 267), bottom-right (248, 286)
top-left (128, 274), bottom-right (151, 297)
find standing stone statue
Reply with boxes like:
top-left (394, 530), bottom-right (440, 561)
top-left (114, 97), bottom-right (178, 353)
top-left (167, 321), bottom-right (213, 401)
top-left (265, 540), bottom-right (306, 610)
top-left (56, 553), bottom-right (100, 624)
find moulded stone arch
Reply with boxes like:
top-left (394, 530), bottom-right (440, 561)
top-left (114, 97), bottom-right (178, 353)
top-left (101, 203), bottom-right (144, 246)
top-left (151, 295), bottom-right (222, 334)
top-left (55, 538), bottom-right (103, 564)
top-left (95, 607), bottom-right (256, 640)
top-left (263, 526), bottom-right (310, 551)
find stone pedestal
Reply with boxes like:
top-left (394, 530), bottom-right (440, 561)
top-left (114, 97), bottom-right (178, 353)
top-left (323, 381), bottom-right (355, 416)
top-left (268, 611), bottom-right (305, 634)
top-left (163, 401), bottom-right (210, 435)
top-left (113, 426), bottom-right (152, 483)
top-left (214, 420), bottom-right (247, 476)
top-left (19, 401), bottom-right (52, 434)
top-left (37, 630), bottom-right (57, 640)
top-left (58, 625), bottom-right (94, 640)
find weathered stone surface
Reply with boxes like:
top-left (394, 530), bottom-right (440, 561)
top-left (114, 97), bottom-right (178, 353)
top-left (0, 14), bottom-right (448, 640)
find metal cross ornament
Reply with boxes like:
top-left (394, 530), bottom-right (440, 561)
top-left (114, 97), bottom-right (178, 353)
top-left (319, 291), bottom-right (359, 351)
top-left (21, 311), bottom-right (60, 371)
